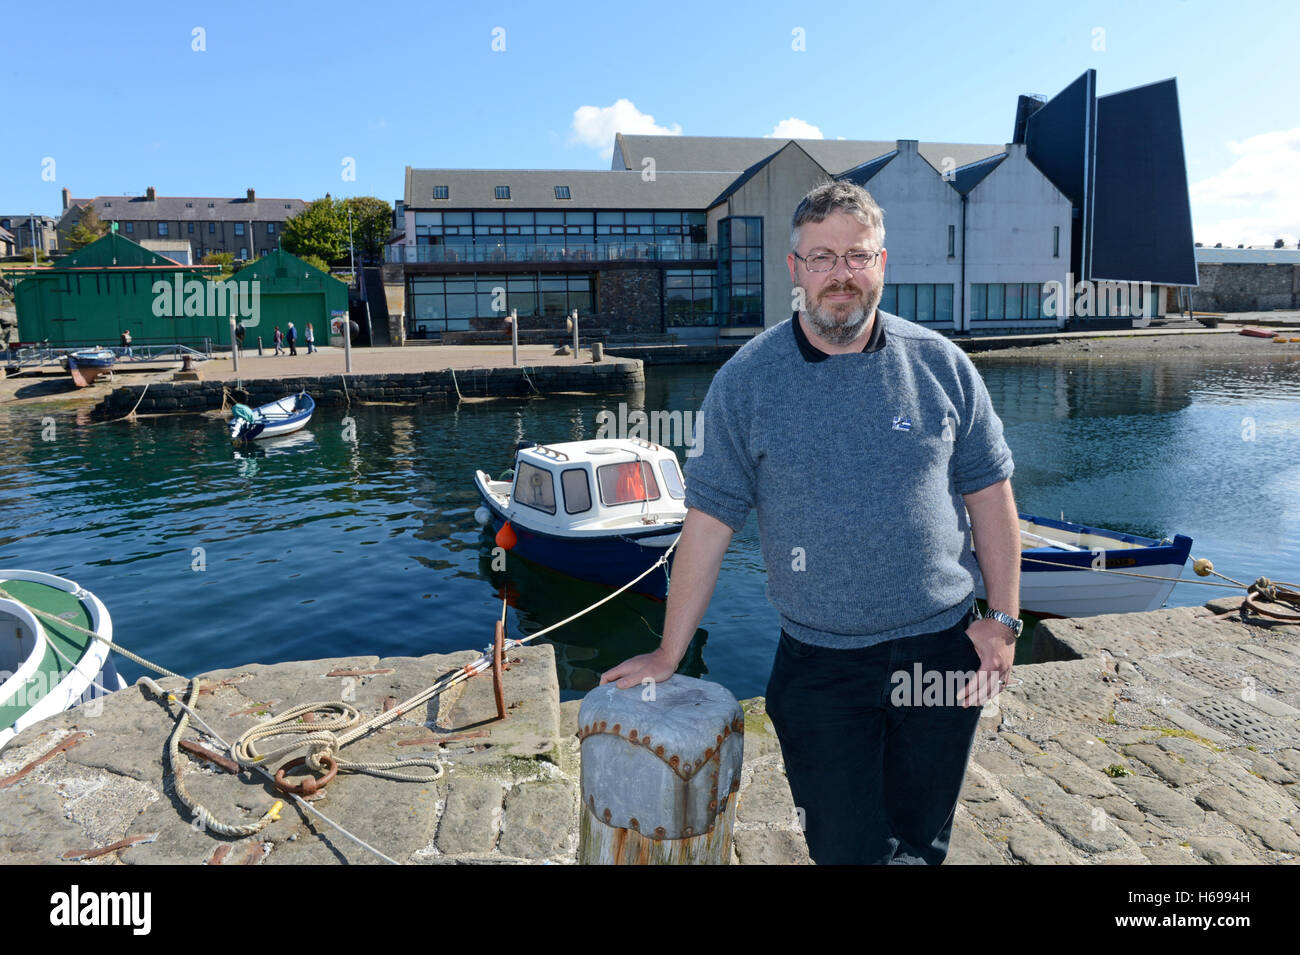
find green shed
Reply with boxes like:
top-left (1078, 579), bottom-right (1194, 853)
top-left (16, 238), bottom-right (348, 349)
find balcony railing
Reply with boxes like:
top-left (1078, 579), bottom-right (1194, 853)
top-left (387, 242), bottom-right (716, 265)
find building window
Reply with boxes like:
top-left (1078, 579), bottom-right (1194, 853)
top-left (188, 223), bottom-right (194, 234)
top-left (186, 202), bottom-right (193, 208)
top-left (880, 284), bottom-right (954, 325)
top-left (948, 225), bottom-right (956, 258)
top-left (971, 283), bottom-right (1049, 321)
top-left (239, 247), bottom-right (248, 259)
top-left (235, 223), bottom-right (245, 236)
top-left (209, 223), bottom-right (215, 233)
top-left (1053, 225), bottom-right (1060, 258)
top-left (433, 185), bottom-right (449, 200)
top-left (158, 222), bottom-right (168, 236)
top-left (554, 186), bottom-right (571, 200)
top-left (125, 222), bottom-right (133, 234)
top-left (665, 269), bottom-right (718, 326)
top-left (717, 216), bottom-right (763, 326)
top-left (495, 186), bottom-right (511, 200)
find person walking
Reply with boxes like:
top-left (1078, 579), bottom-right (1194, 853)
top-left (119, 328), bottom-right (132, 359)
top-left (287, 322), bottom-right (298, 356)
top-left (234, 323), bottom-right (245, 355)
top-left (305, 322), bottom-right (315, 354)
top-left (601, 180), bottom-right (1021, 865)
top-left (273, 325), bottom-right (283, 356)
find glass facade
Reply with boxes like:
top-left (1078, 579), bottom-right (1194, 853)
top-left (717, 217), bottom-right (763, 326)
top-left (407, 272), bottom-right (593, 337)
top-left (411, 209), bottom-right (706, 256)
top-left (970, 283), bottom-right (1048, 321)
top-left (880, 284), bottom-right (954, 325)
top-left (665, 268), bottom-right (718, 326)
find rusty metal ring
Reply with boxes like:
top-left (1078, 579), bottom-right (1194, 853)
top-left (273, 754), bottom-right (338, 796)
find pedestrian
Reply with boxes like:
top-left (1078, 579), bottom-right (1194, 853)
top-left (273, 325), bottom-right (283, 356)
top-left (601, 180), bottom-right (1021, 865)
top-left (235, 323), bottom-right (245, 355)
top-left (119, 328), bottom-right (132, 359)
top-left (287, 322), bottom-right (297, 356)
top-left (305, 322), bottom-right (315, 354)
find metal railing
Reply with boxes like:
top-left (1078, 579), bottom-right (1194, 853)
top-left (387, 242), bottom-right (716, 265)
top-left (6, 343), bottom-right (212, 368)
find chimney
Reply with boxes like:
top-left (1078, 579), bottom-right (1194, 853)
top-left (146, 186), bottom-right (157, 201)
top-left (247, 188), bottom-right (255, 201)
top-left (62, 187), bottom-right (71, 211)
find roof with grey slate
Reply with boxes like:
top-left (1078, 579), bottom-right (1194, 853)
top-left (952, 153), bottom-right (1008, 195)
top-left (66, 195), bottom-right (307, 221)
top-left (404, 167), bottom-right (739, 209)
top-left (838, 151), bottom-right (898, 187)
top-left (612, 134), bottom-right (1006, 177)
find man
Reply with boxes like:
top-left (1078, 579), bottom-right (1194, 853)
top-left (305, 322), bottom-right (316, 354)
top-left (287, 322), bottom-right (298, 356)
top-left (119, 328), bottom-right (132, 359)
top-left (601, 180), bottom-right (1022, 864)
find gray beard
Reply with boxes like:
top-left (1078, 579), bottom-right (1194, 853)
top-left (803, 285), bottom-right (882, 346)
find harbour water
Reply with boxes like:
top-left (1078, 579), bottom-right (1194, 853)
top-left (2, 352), bottom-right (1298, 702)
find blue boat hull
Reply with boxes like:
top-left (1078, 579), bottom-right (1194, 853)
top-left (479, 496), bottom-right (677, 600)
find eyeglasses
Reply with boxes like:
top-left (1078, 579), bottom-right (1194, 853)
top-left (793, 249), bottom-right (883, 272)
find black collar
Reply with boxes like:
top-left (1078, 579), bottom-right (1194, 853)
top-left (792, 309), bottom-right (887, 362)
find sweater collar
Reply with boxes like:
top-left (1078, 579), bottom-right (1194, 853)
top-left (792, 309), bottom-right (887, 362)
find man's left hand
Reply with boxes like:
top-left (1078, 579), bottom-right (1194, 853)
top-left (957, 617), bottom-right (1018, 708)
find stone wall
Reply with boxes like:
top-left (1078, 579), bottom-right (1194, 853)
top-left (90, 360), bottom-right (645, 419)
top-left (596, 267), bottom-right (661, 334)
top-left (1195, 263), bottom-right (1300, 312)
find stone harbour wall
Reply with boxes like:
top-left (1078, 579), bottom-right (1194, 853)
top-left (89, 360), bottom-right (645, 419)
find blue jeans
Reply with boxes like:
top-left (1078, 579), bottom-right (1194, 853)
top-left (765, 604), bottom-right (982, 865)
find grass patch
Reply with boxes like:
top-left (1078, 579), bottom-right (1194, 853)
top-left (1139, 724), bottom-right (1223, 751)
top-left (1103, 764), bottom-right (1132, 778)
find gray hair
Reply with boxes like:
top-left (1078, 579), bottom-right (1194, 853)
top-left (790, 180), bottom-right (885, 252)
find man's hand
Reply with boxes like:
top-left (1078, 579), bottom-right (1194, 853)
top-left (599, 646), bottom-right (681, 690)
top-left (956, 617), bottom-right (1017, 708)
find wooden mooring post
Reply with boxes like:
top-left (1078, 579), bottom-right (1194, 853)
top-left (577, 675), bottom-right (743, 865)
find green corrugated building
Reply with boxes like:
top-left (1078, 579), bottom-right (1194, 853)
top-left (15, 236), bottom-right (348, 348)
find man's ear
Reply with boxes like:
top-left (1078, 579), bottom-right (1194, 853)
top-left (786, 252), bottom-right (798, 283)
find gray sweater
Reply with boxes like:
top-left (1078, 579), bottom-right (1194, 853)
top-left (684, 312), bottom-right (1014, 648)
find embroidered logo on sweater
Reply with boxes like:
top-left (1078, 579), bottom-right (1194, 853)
top-left (892, 416), bottom-right (913, 432)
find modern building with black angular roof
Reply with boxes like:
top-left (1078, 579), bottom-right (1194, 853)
top-left (387, 70), bottom-right (1195, 342)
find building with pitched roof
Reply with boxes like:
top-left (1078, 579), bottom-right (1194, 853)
top-left (387, 70), bottom-right (1195, 341)
top-left (57, 187), bottom-right (307, 262)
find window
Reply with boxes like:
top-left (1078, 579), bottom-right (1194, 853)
top-left (433, 185), bottom-right (449, 200)
top-left (267, 223), bottom-right (275, 234)
top-left (158, 222), bottom-right (168, 236)
top-left (660, 459), bottom-right (685, 499)
top-left (597, 462), bottom-right (661, 506)
top-left (1053, 226), bottom-right (1060, 258)
top-left (124, 222), bottom-right (133, 233)
top-left (561, 469), bottom-right (592, 514)
top-left (209, 223), bottom-right (215, 233)
top-left (208, 202), bottom-right (215, 208)
top-left (239, 247), bottom-right (248, 259)
top-left (948, 225), bottom-right (956, 258)
top-left (554, 186), bottom-right (571, 200)
top-left (188, 223), bottom-right (194, 234)
top-left (235, 222), bottom-right (245, 236)
top-left (515, 462), bottom-right (556, 514)
top-left (185, 202), bottom-right (193, 208)
top-left (495, 186), bottom-right (511, 200)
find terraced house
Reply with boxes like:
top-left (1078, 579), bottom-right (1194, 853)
top-left (57, 187), bottom-right (307, 262)
top-left (387, 70), bottom-right (1196, 343)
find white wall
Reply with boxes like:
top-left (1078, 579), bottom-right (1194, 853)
top-left (963, 144), bottom-right (1074, 331)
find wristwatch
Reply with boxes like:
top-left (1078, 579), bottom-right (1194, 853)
top-left (984, 608), bottom-right (1024, 639)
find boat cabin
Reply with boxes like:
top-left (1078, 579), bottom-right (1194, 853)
top-left (506, 438), bottom-right (687, 534)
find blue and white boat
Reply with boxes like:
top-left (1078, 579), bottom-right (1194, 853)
top-left (65, 348), bottom-right (116, 388)
top-left (229, 392), bottom-right (315, 442)
top-left (473, 439), bottom-right (686, 599)
top-left (975, 513), bottom-right (1194, 617)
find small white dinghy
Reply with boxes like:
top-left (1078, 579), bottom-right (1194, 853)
top-left (0, 570), bottom-right (126, 751)
top-left (229, 392), bottom-right (315, 442)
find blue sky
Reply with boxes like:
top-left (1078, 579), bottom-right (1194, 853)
top-left (4, 0), bottom-right (1296, 246)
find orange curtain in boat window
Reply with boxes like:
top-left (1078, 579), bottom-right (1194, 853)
top-left (598, 461), bottom-right (660, 504)
top-left (618, 462), bottom-right (646, 502)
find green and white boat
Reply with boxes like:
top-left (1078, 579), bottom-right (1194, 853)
top-left (0, 570), bottom-right (126, 750)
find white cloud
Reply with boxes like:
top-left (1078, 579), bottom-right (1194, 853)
top-left (569, 99), bottom-right (681, 161)
top-left (1191, 127), bottom-right (1300, 247)
top-left (766, 118), bottom-right (823, 139)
